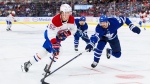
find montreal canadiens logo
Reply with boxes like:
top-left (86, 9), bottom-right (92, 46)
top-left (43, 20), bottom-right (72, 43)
top-left (32, 17), bottom-right (38, 22)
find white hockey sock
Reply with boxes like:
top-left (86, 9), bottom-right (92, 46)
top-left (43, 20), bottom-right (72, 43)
top-left (30, 48), bottom-right (48, 65)
top-left (46, 47), bottom-right (63, 65)
top-left (144, 23), bottom-right (146, 28)
top-left (7, 24), bottom-right (12, 29)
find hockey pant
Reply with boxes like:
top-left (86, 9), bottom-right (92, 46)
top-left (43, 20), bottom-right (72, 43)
top-left (30, 39), bottom-right (62, 64)
top-left (74, 34), bottom-right (90, 48)
top-left (6, 20), bottom-right (12, 29)
top-left (94, 36), bottom-right (121, 62)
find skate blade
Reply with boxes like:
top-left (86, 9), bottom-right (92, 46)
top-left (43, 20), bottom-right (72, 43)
top-left (21, 65), bottom-right (25, 72)
top-left (42, 81), bottom-right (49, 84)
top-left (41, 78), bottom-right (50, 84)
top-left (75, 50), bottom-right (78, 52)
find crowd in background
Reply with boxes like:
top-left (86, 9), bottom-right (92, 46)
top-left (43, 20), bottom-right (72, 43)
top-left (0, 0), bottom-right (150, 17)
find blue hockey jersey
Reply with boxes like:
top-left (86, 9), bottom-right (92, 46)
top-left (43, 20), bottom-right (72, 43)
top-left (91, 16), bottom-right (132, 43)
top-left (75, 18), bottom-right (88, 32)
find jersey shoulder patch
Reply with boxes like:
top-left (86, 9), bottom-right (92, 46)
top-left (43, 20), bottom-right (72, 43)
top-left (52, 14), bottom-right (63, 27)
top-left (68, 15), bottom-right (74, 24)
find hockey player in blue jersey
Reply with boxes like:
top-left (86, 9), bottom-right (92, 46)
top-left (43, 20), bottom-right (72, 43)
top-left (85, 15), bottom-right (141, 68)
top-left (74, 16), bottom-right (90, 51)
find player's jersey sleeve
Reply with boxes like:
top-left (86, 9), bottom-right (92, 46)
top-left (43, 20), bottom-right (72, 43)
top-left (46, 14), bottom-right (76, 44)
top-left (84, 23), bottom-right (88, 30)
top-left (90, 24), bottom-right (103, 43)
top-left (116, 16), bottom-right (132, 26)
top-left (74, 19), bottom-right (79, 28)
top-left (6, 14), bottom-right (16, 22)
top-left (66, 22), bottom-right (77, 35)
top-left (81, 23), bottom-right (88, 33)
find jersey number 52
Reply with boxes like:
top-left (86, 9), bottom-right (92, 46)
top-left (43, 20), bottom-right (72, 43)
top-left (49, 24), bottom-right (56, 30)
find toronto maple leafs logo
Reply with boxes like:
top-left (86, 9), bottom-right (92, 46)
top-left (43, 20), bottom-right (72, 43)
top-left (104, 31), bottom-right (114, 40)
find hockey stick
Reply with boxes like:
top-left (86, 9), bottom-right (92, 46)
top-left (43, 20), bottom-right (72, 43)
top-left (17, 22), bottom-right (35, 28)
top-left (41, 50), bottom-right (88, 84)
top-left (41, 30), bottom-right (55, 84)
top-left (41, 55), bottom-right (55, 84)
top-left (81, 35), bottom-right (89, 40)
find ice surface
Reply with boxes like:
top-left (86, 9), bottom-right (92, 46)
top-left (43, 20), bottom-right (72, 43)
top-left (0, 24), bottom-right (150, 84)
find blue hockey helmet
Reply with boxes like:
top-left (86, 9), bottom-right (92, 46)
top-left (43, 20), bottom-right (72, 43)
top-left (99, 15), bottom-right (108, 22)
top-left (79, 16), bottom-right (86, 21)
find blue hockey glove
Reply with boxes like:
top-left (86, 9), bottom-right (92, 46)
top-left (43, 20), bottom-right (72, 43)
top-left (75, 31), bottom-right (82, 37)
top-left (75, 29), bottom-right (88, 37)
top-left (81, 32), bottom-right (88, 38)
top-left (129, 24), bottom-right (141, 34)
top-left (85, 42), bottom-right (95, 52)
top-left (132, 26), bottom-right (141, 34)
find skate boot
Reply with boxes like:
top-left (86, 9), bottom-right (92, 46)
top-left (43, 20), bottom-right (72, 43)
top-left (106, 48), bottom-right (112, 59)
top-left (24, 61), bottom-right (32, 72)
top-left (6, 28), bottom-right (11, 31)
top-left (91, 61), bottom-right (98, 68)
top-left (75, 47), bottom-right (78, 51)
top-left (44, 64), bottom-right (51, 74)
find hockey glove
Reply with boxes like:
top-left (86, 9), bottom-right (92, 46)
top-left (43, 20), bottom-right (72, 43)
top-left (50, 38), bottom-right (61, 56)
top-left (81, 31), bottom-right (88, 38)
top-left (57, 30), bottom-right (71, 41)
top-left (14, 20), bottom-right (17, 22)
top-left (85, 42), bottom-right (95, 52)
top-left (75, 31), bottom-right (82, 37)
top-left (129, 24), bottom-right (141, 34)
top-left (52, 42), bottom-right (61, 56)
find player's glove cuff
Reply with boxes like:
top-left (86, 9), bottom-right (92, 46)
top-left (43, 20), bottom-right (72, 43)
top-left (129, 23), bottom-right (141, 34)
top-left (129, 23), bottom-right (135, 30)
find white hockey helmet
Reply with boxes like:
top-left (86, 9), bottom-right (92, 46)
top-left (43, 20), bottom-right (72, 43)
top-left (60, 4), bottom-right (72, 13)
top-left (11, 11), bottom-right (15, 15)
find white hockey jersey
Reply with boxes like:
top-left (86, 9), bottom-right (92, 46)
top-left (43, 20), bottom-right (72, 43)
top-left (46, 13), bottom-right (77, 43)
top-left (6, 14), bottom-right (16, 22)
top-left (139, 12), bottom-right (148, 23)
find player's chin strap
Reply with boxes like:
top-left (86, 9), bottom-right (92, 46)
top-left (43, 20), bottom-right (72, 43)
top-left (41, 49), bottom-right (89, 84)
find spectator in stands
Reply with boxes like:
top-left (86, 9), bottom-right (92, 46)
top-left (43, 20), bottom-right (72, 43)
top-left (0, 0), bottom-right (149, 17)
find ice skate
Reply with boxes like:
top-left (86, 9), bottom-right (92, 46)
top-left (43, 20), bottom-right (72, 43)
top-left (106, 48), bottom-right (112, 59)
top-left (23, 61), bottom-right (32, 72)
top-left (74, 47), bottom-right (78, 51)
top-left (74, 45), bottom-right (78, 51)
top-left (6, 28), bottom-right (11, 31)
top-left (44, 64), bottom-right (51, 74)
top-left (91, 61), bottom-right (98, 68)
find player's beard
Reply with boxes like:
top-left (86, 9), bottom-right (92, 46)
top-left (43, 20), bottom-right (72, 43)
top-left (101, 22), bottom-right (108, 29)
top-left (79, 21), bottom-right (85, 25)
top-left (102, 25), bottom-right (108, 28)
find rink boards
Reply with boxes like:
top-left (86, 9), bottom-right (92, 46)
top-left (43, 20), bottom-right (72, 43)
top-left (0, 22), bottom-right (149, 29)
top-left (0, 17), bottom-right (150, 28)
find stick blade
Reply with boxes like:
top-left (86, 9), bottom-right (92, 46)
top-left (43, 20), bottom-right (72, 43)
top-left (41, 78), bottom-right (50, 84)
top-left (42, 81), bottom-right (49, 84)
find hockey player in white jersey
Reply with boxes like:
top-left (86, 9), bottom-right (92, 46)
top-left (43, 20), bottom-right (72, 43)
top-left (6, 11), bottom-right (17, 31)
top-left (22, 4), bottom-right (77, 72)
top-left (139, 10), bottom-right (148, 30)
